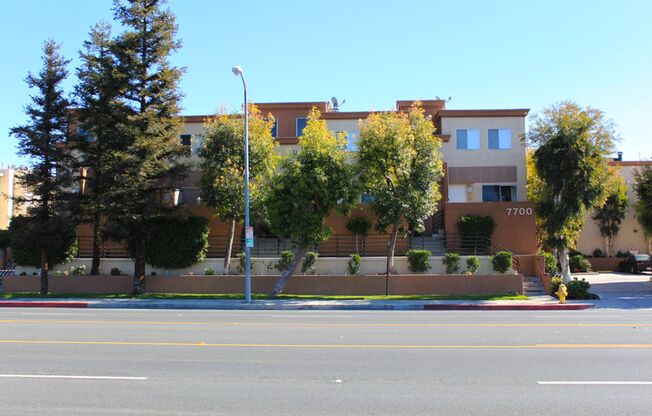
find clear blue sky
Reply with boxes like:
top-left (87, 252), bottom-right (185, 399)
top-left (2, 0), bottom-right (650, 165)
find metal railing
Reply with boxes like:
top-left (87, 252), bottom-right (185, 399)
top-left (443, 233), bottom-right (521, 273)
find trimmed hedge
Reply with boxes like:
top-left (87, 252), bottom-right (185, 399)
top-left (457, 215), bottom-right (496, 243)
top-left (541, 251), bottom-right (557, 274)
top-left (8, 215), bottom-right (77, 267)
top-left (143, 215), bottom-right (209, 269)
top-left (347, 253), bottom-right (362, 275)
top-left (406, 249), bottom-right (431, 273)
top-left (442, 252), bottom-right (461, 274)
top-left (570, 254), bottom-right (592, 273)
top-left (301, 251), bottom-right (318, 274)
top-left (466, 256), bottom-right (480, 274)
top-left (491, 251), bottom-right (513, 273)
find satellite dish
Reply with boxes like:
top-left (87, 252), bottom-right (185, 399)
top-left (331, 97), bottom-right (346, 112)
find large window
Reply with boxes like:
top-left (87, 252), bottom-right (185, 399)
top-left (346, 130), bottom-right (359, 151)
top-left (296, 117), bottom-right (308, 136)
top-left (456, 129), bottom-right (480, 150)
top-left (488, 129), bottom-right (512, 149)
top-left (270, 119), bottom-right (278, 138)
top-left (482, 185), bottom-right (516, 202)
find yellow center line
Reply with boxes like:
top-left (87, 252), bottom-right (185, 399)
top-left (0, 319), bottom-right (650, 328)
top-left (0, 339), bottom-right (651, 349)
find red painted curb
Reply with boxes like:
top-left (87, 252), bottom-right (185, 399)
top-left (0, 301), bottom-right (89, 308)
top-left (424, 304), bottom-right (594, 311)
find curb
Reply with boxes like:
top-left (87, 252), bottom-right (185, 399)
top-left (424, 303), bottom-right (594, 311)
top-left (0, 301), bottom-right (89, 308)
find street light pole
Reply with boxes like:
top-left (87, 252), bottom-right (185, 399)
top-left (232, 66), bottom-right (252, 303)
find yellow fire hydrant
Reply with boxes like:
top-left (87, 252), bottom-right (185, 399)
top-left (556, 283), bottom-right (568, 304)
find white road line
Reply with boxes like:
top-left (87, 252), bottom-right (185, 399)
top-left (269, 315), bottom-right (353, 318)
top-left (0, 374), bottom-right (147, 380)
top-left (538, 381), bottom-right (652, 385)
top-left (20, 313), bottom-right (97, 316)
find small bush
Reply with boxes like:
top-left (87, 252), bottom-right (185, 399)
top-left (236, 252), bottom-right (254, 274)
top-left (541, 251), bottom-right (557, 274)
top-left (616, 250), bottom-right (629, 258)
top-left (570, 255), bottom-right (592, 272)
top-left (491, 251), bottom-right (513, 273)
top-left (275, 250), bottom-right (295, 272)
top-left (442, 252), bottom-right (460, 274)
top-left (466, 256), bottom-right (480, 274)
top-left (551, 276), bottom-right (597, 299)
top-left (592, 248), bottom-right (604, 258)
top-left (69, 265), bottom-right (86, 276)
top-left (204, 267), bottom-right (216, 276)
top-left (142, 215), bottom-right (209, 269)
top-left (406, 250), bottom-right (431, 273)
top-left (347, 253), bottom-right (362, 275)
top-left (110, 267), bottom-right (122, 276)
top-left (301, 252), bottom-right (318, 274)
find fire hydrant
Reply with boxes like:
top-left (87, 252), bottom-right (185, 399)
top-left (556, 283), bottom-right (568, 304)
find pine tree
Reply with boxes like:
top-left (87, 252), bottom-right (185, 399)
top-left (73, 21), bottom-right (125, 275)
top-left (10, 40), bottom-right (76, 294)
top-left (107, 0), bottom-right (187, 293)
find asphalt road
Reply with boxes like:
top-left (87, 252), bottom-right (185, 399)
top-left (1, 308), bottom-right (651, 415)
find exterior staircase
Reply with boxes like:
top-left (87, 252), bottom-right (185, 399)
top-left (410, 234), bottom-right (446, 256)
top-left (523, 275), bottom-right (546, 296)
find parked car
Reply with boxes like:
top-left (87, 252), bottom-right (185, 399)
top-left (619, 254), bottom-right (652, 273)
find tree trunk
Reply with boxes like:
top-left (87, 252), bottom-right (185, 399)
top-left (91, 212), bottom-right (101, 275)
top-left (271, 246), bottom-right (306, 295)
top-left (559, 246), bottom-right (571, 283)
top-left (133, 238), bottom-right (146, 294)
top-left (604, 236), bottom-right (611, 258)
top-left (648, 238), bottom-right (652, 255)
top-left (386, 223), bottom-right (399, 275)
top-left (355, 234), bottom-right (359, 255)
top-left (223, 219), bottom-right (236, 274)
top-left (40, 247), bottom-right (49, 295)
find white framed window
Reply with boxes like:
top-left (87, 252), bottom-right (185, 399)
top-left (296, 117), bottom-right (308, 136)
top-left (488, 129), bottom-right (512, 149)
top-left (346, 130), bottom-right (359, 151)
top-left (456, 129), bottom-right (480, 150)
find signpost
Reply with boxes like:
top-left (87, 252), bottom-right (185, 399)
top-left (246, 226), bottom-right (254, 248)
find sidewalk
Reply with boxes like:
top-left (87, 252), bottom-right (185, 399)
top-left (0, 296), bottom-right (594, 311)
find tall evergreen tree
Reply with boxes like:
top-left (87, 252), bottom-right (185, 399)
top-left (107, 0), bottom-right (187, 293)
top-left (10, 40), bottom-right (76, 294)
top-left (74, 21), bottom-right (125, 275)
top-left (633, 165), bottom-right (652, 254)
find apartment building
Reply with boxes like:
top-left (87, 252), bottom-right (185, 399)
top-left (169, 99), bottom-right (537, 256)
top-left (0, 165), bottom-right (27, 230)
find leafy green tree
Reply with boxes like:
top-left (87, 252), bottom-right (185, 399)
top-left (346, 216), bottom-right (371, 254)
top-left (197, 106), bottom-right (277, 273)
top-left (592, 175), bottom-right (628, 257)
top-left (633, 165), bottom-right (652, 254)
top-left (106, 0), bottom-right (187, 293)
top-left (357, 104), bottom-right (444, 275)
top-left (73, 21), bottom-right (126, 275)
top-left (527, 102), bottom-right (616, 282)
top-left (9, 40), bottom-right (77, 294)
top-left (266, 108), bottom-right (358, 294)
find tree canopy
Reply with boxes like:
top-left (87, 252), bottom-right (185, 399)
top-left (633, 165), bottom-right (652, 253)
top-left (592, 174), bottom-right (628, 257)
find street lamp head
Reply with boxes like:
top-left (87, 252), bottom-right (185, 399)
top-left (231, 66), bottom-right (243, 77)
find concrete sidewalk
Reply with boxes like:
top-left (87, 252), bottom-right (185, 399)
top-left (0, 296), bottom-right (594, 310)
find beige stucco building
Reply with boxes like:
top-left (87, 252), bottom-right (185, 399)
top-left (576, 161), bottom-right (651, 256)
top-left (0, 165), bottom-right (27, 229)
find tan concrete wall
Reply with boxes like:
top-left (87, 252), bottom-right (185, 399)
top-left (439, 116), bottom-right (527, 202)
top-left (444, 201), bottom-right (538, 255)
top-left (3, 274), bottom-right (522, 296)
top-left (577, 165), bottom-right (650, 256)
top-left (587, 257), bottom-right (623, 272)
top-left (0, 167), bottom-right (27, 229)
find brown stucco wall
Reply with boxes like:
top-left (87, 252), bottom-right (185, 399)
top-left (444, 202), bottom-right (537, 254)
top-left (3, 274), bottom-right (522, 296)
top-left (587, 257), bottom-right (623, 272)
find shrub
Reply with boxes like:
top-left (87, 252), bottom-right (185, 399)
top-left (592, 248), bottom-right (604, 258)
top-left (570, 254), bottom-right (592, 272)
top-left (466, 256), bottom-right (480, 274)
top-left (406, 250), bottom-right (431, 273)
top-left (541, 251), bottom-right (557, 274)
top-left (442, 252), bottom-right (460, 274)
top-left (69, 265), bottom-right (86, 276)
top-left (491, 251), bottom-right (513, 273)
top-left (0, 229), bottom-right (10, 249)
top-left (275, 250), bottom-right (295, 272)
top-left (236, 252), bottom-right (254, 274)
top-left (204, 267), bottom-right (216, 276)
top-left (457, 215), bottom-right (496, 251)
top-left (110, 267), bottom-right (122, 276)
top-left (9, 215), bottom-right (77, 267)
top-left (616, 250), bottom-right (629, 258)
top-left (346, 216), bottom-right (372, 236)
top-left (301, 252), bottom-right (319, 274)
top-left (551, 276), bottom-right (597, 299)
top-left (347, 253), bottom-right (362, 275)
top-left (142, 215), bottom-right (209, 269)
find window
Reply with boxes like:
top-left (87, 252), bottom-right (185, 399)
top-left (488, 129), bottom-right (512, 149)
top-left (346, 130), bottom-right (359, 151)
top-left (482, 185), bottom-right (516, 202)
top-left (76, 126), bottom-right (96, 142)
top-left (270, 119), bottom-right (278, 138)
top-left (180, 134), bottom-right (192, 146)
top-left (361, 193), bottom-right (375, 204)
top-left (448, 185), bottom-right (467, 203)
top-left (191, 134), bottom-right (203, 155)
top-left (456, 129), bottom-right (480, 150)
top-left (296, 118), bottom-right (308, 136)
